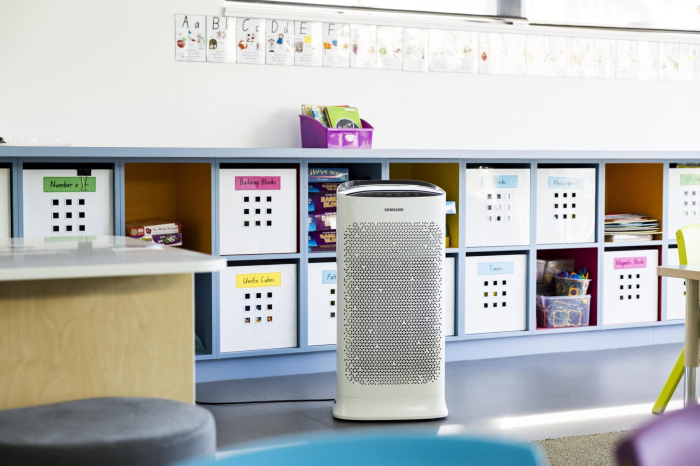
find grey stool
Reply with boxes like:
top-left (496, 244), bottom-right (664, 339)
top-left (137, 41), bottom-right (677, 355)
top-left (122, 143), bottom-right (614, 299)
top-left (0, 397), bottom-right (216, 466)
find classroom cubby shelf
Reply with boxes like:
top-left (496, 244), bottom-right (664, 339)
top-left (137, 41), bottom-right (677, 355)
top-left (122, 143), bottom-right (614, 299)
top-left (0, 148), bottom-right (693, 379)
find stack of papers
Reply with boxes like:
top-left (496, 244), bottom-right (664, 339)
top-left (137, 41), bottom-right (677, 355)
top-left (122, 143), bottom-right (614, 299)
top-left (605, 214), bottom-right (660, 241)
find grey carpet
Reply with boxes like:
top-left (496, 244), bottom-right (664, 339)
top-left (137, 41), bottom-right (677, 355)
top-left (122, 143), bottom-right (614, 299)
top-left (534, 431), bottom-right (630, 466)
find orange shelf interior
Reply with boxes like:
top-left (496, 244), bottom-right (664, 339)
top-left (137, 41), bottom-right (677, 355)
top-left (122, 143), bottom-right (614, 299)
top-left (125, 163), bottom-right (212, 254)
top-left (389, 163), bottom-right (460, 248)
top-left (605, 163), bottom-right (663, 241)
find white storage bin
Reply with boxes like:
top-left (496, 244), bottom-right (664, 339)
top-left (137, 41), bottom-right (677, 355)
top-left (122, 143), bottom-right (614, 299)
top-left (536, 168), bottom-right (596, 244)
top-left (220, 168), bottom-right (297, 255)
top-left (220, 263), bottom-right (298, 353)
top-left (444, 256), bottom-right (456, 337)
top-left (22, 169), bottom-right (113, 237)
top-left (308, 261), bottom-right (338, 346)
top-left (602, 249), bottom-right (659, 325)
top-left (665, 247), bottom-right (686, 321)
top-left (0, 169), bottom-right (10, 238)
top-left (466, 168), bottom-right (530, 247)
top-left (668, 168), bottom-right (700, 236)
top-left (465, 254), bottom-right (527, 334)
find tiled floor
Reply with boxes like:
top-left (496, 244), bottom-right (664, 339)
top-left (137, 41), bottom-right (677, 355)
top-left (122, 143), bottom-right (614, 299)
top-left (197, 343), bottom-right (685, 453)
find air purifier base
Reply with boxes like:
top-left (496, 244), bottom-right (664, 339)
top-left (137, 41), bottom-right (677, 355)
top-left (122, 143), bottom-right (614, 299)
top-left (333, 395), bottom-right (448, 421)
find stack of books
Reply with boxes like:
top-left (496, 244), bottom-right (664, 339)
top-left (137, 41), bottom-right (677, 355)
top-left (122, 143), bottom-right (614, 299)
top-left (126, 218), bottom-right (183, 246)
top-left (308, 168), bottom-right (348, 252)
top-left (604, 214), bottom-right (660, 242)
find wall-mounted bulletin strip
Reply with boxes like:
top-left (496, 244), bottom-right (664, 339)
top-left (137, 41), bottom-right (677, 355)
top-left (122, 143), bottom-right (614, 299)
top-left (175, 12), bottom-right (700, 83)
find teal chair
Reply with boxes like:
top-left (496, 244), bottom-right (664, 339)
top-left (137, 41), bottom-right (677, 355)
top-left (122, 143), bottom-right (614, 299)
top-left (181, 432), bottom-right (545, 466)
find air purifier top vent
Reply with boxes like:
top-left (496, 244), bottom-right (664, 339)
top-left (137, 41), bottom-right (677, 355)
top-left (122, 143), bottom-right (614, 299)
top-left (338, 180), bottom-right (444, 198)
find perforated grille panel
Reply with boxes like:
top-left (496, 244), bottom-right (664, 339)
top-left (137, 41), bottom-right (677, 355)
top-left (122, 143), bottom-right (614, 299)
top-left (341, 221), bottom-right (443, 386)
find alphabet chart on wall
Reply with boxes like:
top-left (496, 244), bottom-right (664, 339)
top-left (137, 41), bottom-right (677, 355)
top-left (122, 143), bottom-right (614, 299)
top-left (236, 18), bottom-right (265, 64)
top-left (175, 15), bottom-right (206, 62)
top-left (266, 19), bottom-right (295, 66)
top-left (174, 13), bottom-right (700, 83)
top-left (207, 16), bottom-right (236, 63)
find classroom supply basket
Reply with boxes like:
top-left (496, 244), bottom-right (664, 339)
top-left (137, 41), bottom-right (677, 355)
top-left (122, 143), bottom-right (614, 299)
top-left (299, 115), bottom-right (374, 149)
top-left (554, 276), bottom-right (592, 296)
top-left (536, 295), bottom-right (591, 328)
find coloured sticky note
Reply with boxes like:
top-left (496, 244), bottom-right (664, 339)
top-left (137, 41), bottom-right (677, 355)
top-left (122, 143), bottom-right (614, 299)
top-left (43, 177), bottom-right (96, 193)
top-left (305, 36), bottom-right (312, 43)
top-left (236, 272), bottom-right (282, 288)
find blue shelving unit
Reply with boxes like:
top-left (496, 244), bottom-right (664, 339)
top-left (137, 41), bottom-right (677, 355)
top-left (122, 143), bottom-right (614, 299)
top-left (0, 147), bottom-right (689, 381)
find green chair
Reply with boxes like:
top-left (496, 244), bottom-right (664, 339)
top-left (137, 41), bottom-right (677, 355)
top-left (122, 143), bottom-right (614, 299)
top-left (653, 224), bottom-right (700, 414)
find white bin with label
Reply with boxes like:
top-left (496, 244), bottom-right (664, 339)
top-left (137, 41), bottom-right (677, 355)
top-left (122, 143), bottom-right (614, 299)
top-left (220, 168), bottom-right (297, 255)
top-left (465, 254), bottom-right (527, 334)
top-left (0, 169), bottom-right (10, 238)
top-left (220, 263), bottom-right (297, 353)
top-left (23, 169), bottom-right (113, 237)
top-left (466, 168), bottom-right (530, 247)
top-left (444, 256), bottom-right (456, 337)
top-left (668, 168), bottom-right (700, 236)
top-left (603, 249), bottom-right (659, 325)
top-left (308, 261), bottom-right (338, 346)
top-left (536, 168), bottom-right (596, 244)
top-left (665, 247), bottom-right (686, 321)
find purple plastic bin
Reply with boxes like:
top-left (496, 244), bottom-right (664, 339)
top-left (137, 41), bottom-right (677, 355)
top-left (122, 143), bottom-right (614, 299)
top-left (299, 115), bottom-right (374, 149)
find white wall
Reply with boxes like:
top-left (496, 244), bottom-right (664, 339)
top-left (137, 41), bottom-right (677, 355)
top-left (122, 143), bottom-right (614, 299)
top-left (2, 0), bottom-right (700, 151)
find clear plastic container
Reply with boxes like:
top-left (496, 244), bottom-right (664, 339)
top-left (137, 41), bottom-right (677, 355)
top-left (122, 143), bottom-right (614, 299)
top-left (542, 259), bottom-right (575, 284)
top-left (554, 276), bottom-right (592, 296)
top-left (537, 295), bottom-right (591, 328)
top-left (536, 260), bottom-right (546, 283)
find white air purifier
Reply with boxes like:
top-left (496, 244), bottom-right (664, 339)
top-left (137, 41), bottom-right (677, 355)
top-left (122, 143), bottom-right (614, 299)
top-left (334, 180), bottom-right (448, 421)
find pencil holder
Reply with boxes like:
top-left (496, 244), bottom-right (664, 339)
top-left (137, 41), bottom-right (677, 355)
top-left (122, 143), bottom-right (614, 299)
top-left (299, 115), bottom-right (374, 149)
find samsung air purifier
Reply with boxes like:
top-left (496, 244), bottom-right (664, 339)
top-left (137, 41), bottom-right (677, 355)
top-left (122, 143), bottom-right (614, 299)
top-left (333, 180), bottom-right (448, 421)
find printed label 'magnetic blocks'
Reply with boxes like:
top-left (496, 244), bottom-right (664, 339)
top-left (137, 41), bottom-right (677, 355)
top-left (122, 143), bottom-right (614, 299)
top-left (536, 168), bottom-right (596, 244)
top-left (220, 169), bottom-right (298, 255)
top-left (466, 168), bottom-right (530, 247)
top-left (465, 254), bottom-right (527, 334)
top-left (220, 263), bottom-right (298, 352)
top-left (602, 249), bottom-right (658, 325)
top-left (23, 169), bottom-right (114, 237)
